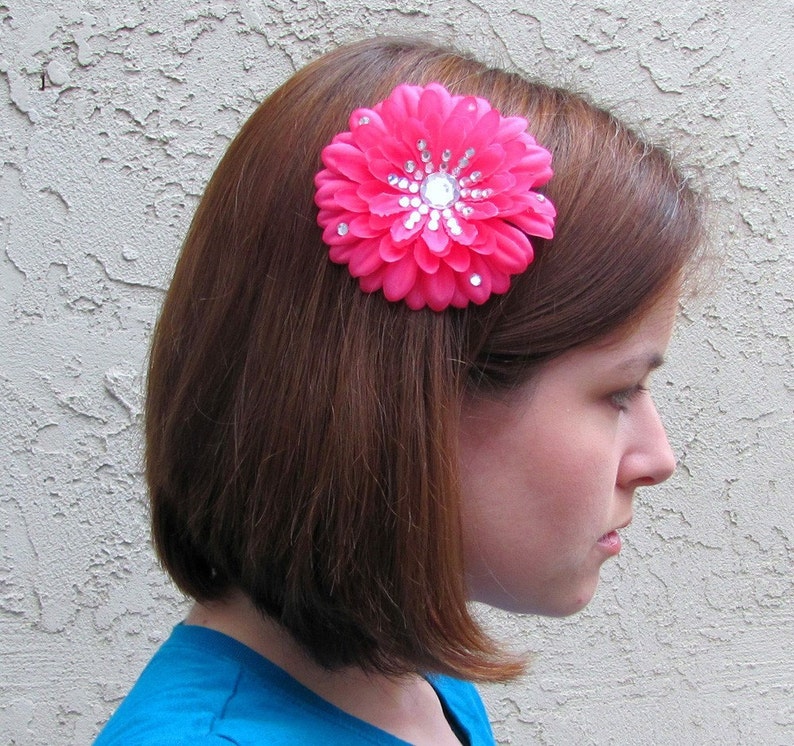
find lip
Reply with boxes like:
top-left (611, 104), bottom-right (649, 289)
top-left (596, 530), bottom-right (622, 555)
top-left (597, 517), bottom-right (631, 556)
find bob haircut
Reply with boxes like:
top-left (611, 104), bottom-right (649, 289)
top-left (146, 37), bottom-right (704, 682)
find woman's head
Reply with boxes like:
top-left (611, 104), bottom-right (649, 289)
top-left (146, 37), bottom-right (704, 681)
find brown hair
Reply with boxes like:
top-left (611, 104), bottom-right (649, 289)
top-left (146, 37), bottom-right (704, 681)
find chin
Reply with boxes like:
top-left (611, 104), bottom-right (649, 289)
top-left (520, 580), bottom-right (601, 617)
top-left (477, 588), bottom-right (597, 617)
top-left (552, 578), bottom-right (603, 616)
top-left (469, 571), bottom-right (601, 616)
top-left (542, 593), bottom-right (595, 617)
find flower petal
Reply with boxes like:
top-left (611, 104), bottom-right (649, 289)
top-left (363, 189), bottom-right (405, 217)
top-left (509, 209), bottom-right (555, 240)
top-left (482, 221), bottom-right (534, 273)
top-left (357, 262), bottom-right (385, 291)
top-left (422, 224), bottom-right (450, 254)
top-left (391, 218), bottom-right (424, 244)
top-left (321, 141), bottom-right (372, 183)
top-left (379, 233), bottom-right (408, 262)
top-left (498, 115), bottom-right (531, 140)
top-left (468, 144), bottom-right (505, 178)
top-left (443, 241), bottom-right (471, 272)
top-left (420, 263), bottom-right (456, 312)
top-left (349, 214), bottom-right (382, 238)
top-left (348, 243), bottom-right (385, 277)
top-left (334, 186), bottom-right (368, 212)
top-left (383, 255), bottom-right (419, 301)
top-left (458, 254), bottom-right (492, 305)
top-left (322, 218), bottom-right (357, 246)
top-left (331, 236), bottom-right (378, 267)
top-left (413, 238), bottom-right (441, 274)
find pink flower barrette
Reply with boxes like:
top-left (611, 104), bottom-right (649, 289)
top-left (314, 82), bottom-right (556, 311)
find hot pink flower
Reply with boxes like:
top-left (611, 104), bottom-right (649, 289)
top-left (314, 83), bottom-right (555, 311)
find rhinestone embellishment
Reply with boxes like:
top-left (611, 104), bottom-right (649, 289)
top-left (393, 142), bottom-right (495, 231)
top-left (420, 172), bottom-right (461, 210)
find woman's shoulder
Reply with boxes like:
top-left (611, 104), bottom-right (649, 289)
top-left (94, 624), bottom-right (416, 745)
top-left (94, 624), bottom-right (256, 744)
top-left (427, 673), bottom-right (494, 745)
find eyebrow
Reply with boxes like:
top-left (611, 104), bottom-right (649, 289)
top-left (615, 352), bottom-right (666, 374)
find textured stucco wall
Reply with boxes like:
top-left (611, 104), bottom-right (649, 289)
top-left (1, 1), bottom-right (791, 744)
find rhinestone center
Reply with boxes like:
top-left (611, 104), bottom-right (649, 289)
top-left (420, 172), bottom-right (460, 210)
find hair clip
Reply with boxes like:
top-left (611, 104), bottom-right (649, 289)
top-left (314, 83), bottom-right (555, 311)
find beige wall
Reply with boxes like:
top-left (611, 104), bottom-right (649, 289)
top-left (1, 1), bottom-right (791, 743)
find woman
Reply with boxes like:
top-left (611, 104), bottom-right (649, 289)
top-left (96, 37), bottom-right (704, 745)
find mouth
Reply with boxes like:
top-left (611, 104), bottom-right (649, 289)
top-left (597, 530), bottom-right (621, 549)
top-left (597, 518), bottom-right (631, 554)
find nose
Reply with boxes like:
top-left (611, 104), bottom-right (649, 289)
top-left (618, 397), bottom-right (677, 488)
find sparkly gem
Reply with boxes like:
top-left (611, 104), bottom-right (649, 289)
top-left (399, 196), bottom-right (410, 208)
top-left (424, 163), bottom-right (434, 174)
top-left (469, 273), bottom-right (482, 287)
top-left (457, 157), bottom-right (469, 169)
top-left (387, 173), bottom-right (399, 186)
top-left (460, 188), bottom-right (470, 198)
top-left (470, 170), bottom-right (482, 183)
top-left (405, 160), bottom-right (416, 173)
top-left (410, 210), bottom-right (422, 222)
top-left (410, 197), bottom-right (421, 208)
top-left (417, 139), bottom-right (427, 151)
top-left (465, 147), bottom-right (476, 158)
top-left (471, 189), bottom-right (482, 199)
top-left (418, 204), bottom-right (429, 215)
top-left (358, 116), bottom-right (370, 125)
top-left (442, 149), bottom-right (452, 162)
top-left (414, 172), bottom-right (424, 181)
top-left (482, 188), bottom-right (492, 198)
top-left (420, 172), bottom-right (461, 209)
top-left (398, 177), bottom-right (410, 190)
top-left (337, 223), bottom-right (349, 236)
top-left (409, 183), bottom-right (420, 193)
top-left (449, 223), bottom-right (463, 236)
top-left (442, 209), bottom-right (452, 218)
top-left (428, 220), bottom-right (439, 231)
top-left (421, 151), bottom-right (432, 163)
top-left (439, 163), bottom-right (448, 172)
top-left (461, 206), bottom-right (474, 217)
top-left (537, 193), bottom-right (546, 202)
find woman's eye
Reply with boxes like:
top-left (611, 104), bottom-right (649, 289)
top-left (610, 384), bottom-right (648, 411)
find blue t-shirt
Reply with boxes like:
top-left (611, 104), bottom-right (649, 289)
top-left (95, 624), bottom-right (495, 745)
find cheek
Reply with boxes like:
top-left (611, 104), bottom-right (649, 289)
top-left (459, 408), bottom-right (610, 528)
top-left (487, 436), bottom-right (618, 552)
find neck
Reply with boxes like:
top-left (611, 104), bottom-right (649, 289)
top-left (184, 591), bottom-right (464, 746)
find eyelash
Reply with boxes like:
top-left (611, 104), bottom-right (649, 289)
top-left (610, 384), bottom-right (648, 411)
